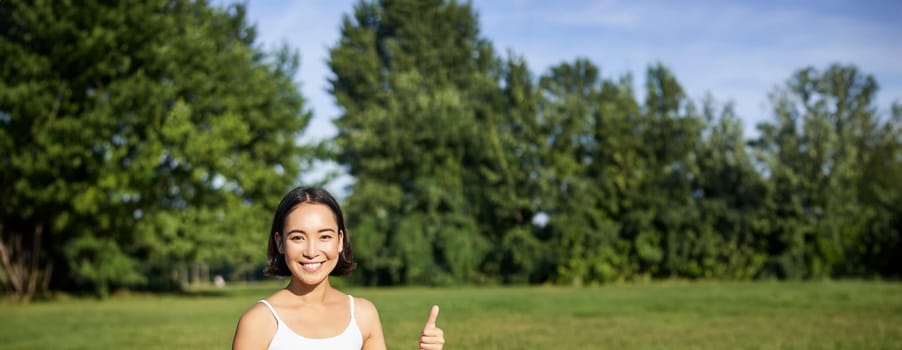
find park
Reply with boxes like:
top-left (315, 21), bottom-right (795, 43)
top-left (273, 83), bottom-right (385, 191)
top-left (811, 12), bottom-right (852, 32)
top-left (2, 1), bottom-right (901, 349)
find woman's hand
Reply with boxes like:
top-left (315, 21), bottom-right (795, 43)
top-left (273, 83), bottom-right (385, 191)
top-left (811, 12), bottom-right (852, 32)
top-left (419, 305), bottom-right (445, 350)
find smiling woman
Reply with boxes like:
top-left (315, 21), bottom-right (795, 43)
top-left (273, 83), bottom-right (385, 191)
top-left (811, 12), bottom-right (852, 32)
top-left (231, 186), bottom-right (445, 350)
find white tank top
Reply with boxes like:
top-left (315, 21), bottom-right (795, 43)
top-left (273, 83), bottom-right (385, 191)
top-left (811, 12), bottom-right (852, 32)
top-left (258, 295), bottom-right (363, 350)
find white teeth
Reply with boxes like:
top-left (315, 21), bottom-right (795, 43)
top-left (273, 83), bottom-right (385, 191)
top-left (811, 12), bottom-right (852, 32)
top-left (302, 262), bottom-right (322, 268)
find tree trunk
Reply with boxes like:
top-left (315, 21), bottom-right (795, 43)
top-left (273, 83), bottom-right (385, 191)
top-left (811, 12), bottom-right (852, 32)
top-left (0, 224), bottom-right (51, 302)
top-left (201, 262), bottom-right (209, 286)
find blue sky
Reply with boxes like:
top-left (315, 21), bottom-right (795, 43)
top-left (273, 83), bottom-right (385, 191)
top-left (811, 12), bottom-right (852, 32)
top-left (244, 0), bottom-right (902, 190)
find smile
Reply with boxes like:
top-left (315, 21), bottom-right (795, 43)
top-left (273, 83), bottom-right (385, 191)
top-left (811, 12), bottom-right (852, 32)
top-left (301, 262), bottom-right (324, 271)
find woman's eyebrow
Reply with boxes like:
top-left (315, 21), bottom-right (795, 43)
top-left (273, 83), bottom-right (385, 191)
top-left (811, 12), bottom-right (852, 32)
top-left (285, 228), bottom-right (336, 234)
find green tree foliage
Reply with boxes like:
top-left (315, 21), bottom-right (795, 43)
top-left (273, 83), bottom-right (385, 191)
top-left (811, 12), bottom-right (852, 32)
top-left (327, 1), bottom-right (900, 286)
top-left (484, 54), bottom-right (548, 283)
top-left (0, 0), bottom-right (311, 298)
top-left (329, 0), bottom-right (499, 285)
top-left (753, 64), bottom-right (901, 278)
top-left (4, 0), bottom-right (899, 296)
top-left (534, 59), bottom-right (635, 284)
top-left (688, 98), bottom-right (769, 278)
top-left (629, 64), bottom-right (702, 279)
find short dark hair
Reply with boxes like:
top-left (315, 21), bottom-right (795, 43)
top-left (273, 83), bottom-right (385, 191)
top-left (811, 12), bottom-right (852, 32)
top-left (264, 186), bottom-right (356, 277)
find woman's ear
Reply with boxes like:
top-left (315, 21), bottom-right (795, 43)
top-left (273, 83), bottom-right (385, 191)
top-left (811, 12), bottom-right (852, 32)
top-left (274, 232), bottom-right (284, 254)
top-left (339, 230), bottom-right (344, 254)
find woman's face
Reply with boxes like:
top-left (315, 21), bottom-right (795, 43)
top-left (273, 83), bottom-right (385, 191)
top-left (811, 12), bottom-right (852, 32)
top-left (278, 203), bottom-right (343, 286)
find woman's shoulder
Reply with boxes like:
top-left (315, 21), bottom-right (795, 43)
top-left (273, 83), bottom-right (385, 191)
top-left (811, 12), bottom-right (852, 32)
top-left (238, 300), bottom-right (276, 325)
top-left (234, 300), bottom-right (277, 344)
top-left (233, 300), bottom-right (278, 349)
top-left (350, 295), bottom-right (383, 342)
top-left (352, 296), bottom-right (380, 320)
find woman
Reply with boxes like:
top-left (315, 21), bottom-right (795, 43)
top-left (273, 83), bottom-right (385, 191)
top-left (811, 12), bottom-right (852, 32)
top-left (232, 187), bottom-right (445, 350)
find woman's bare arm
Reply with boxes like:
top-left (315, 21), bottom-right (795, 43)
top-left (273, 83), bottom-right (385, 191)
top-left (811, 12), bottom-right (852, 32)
top-left (232, 303), bottom-right (277, 350)
top-left (355, 297), bottom-right (388, 350)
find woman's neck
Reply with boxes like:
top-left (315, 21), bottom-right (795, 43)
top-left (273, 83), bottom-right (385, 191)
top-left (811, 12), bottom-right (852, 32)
top-left (283, 277), bottom-right (333, 304)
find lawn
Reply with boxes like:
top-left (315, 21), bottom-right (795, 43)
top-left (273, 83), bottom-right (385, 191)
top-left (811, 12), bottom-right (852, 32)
top-left (1, 280), bottom-right (900, 349)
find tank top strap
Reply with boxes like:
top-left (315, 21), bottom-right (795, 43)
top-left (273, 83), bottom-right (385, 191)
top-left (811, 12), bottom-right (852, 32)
top-left (347, 295), bottom-right (356, 322)
top-left (258, 299), bottom-right (284, 324)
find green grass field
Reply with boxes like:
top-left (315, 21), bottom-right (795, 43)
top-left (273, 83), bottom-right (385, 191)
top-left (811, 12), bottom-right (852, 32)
top-left (2, 280), bottom-right (901, 349)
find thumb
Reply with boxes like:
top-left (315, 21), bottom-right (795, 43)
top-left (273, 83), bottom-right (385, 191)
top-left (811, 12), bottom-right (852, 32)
top-left (424, 304), bottom-right (439, 329)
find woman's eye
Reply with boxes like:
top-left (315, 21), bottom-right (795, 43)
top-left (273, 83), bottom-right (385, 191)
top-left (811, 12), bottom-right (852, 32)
top-left (290, 236), bottom-right (303, 241)
top-left (320, 235), bottom-right (332, 240)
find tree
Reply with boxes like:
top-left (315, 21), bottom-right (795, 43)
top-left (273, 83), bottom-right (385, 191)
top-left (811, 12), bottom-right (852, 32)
top-left (687, 97), bottom-right (768, 278)
top-left (329, 0), bottom-right (499, 285)
top-left (482, 53), bottom-right (548, 283)
top-left (854, 102), bottom-right (902, 276)
top-left (533, 59), bottom-right (624, 285)
top-left (0, 0), bottom-right (311, 298)
top-left (752, 64), bottom-right (899, 278)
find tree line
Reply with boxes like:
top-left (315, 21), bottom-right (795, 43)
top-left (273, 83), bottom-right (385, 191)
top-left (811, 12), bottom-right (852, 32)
top-left (1, 0), bottom-right (899, 299)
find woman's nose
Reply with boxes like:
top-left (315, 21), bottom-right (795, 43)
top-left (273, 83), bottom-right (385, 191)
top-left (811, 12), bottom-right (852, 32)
top-left (303, 241), bottom-right (317, 257)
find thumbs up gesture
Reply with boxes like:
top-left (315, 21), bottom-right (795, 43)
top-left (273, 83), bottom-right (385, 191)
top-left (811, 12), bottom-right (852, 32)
top-left (419, 305), bottom-right (445, 350)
